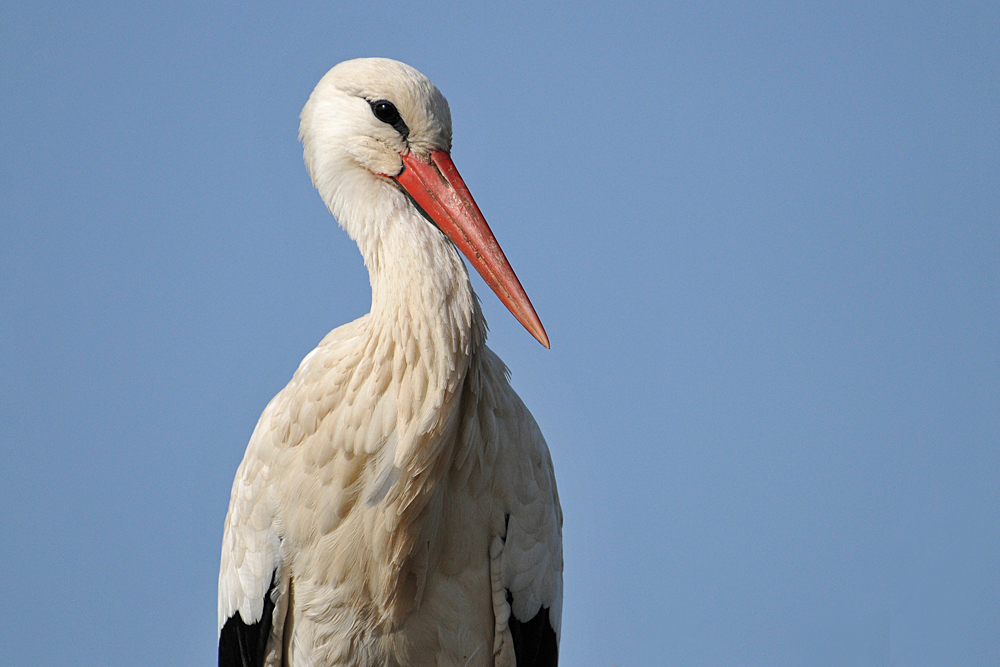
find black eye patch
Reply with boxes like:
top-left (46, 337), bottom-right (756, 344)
top-left (369, 100), bottom-right (409, 140)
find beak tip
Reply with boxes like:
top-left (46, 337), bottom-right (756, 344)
top-left (531, 325), bottom-right (550, 349)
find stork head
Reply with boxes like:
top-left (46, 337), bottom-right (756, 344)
top-left (300, 58), bottom-right (549, 348)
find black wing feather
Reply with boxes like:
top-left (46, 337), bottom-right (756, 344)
top-left (219, 575), bottom-right (276, 667)
top-left (506, 590), bottom-right (559, 667)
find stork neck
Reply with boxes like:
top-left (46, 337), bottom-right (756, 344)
top-left (364, 203), bottom-right (486, 376)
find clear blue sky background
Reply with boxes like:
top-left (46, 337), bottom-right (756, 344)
top-left (1, 2), bottom-right (997, 665)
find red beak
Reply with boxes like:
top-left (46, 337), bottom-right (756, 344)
top-left (393, 150), bottom-right (549, 349)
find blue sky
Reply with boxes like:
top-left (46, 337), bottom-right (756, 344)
top-left (1, 2), bottom-right (997, 665)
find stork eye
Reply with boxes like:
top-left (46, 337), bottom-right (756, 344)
top-left (371, 100), bottom-right (401, 126)
top-left (368, 99), bottom-right (410, 141)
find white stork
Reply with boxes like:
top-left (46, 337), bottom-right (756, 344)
top-left (218, 58), bottom-right (562, 667)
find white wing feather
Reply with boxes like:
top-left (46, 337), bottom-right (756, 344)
top-left (218, 399), bottom-right (283, 635)
top-left (483, 349), bottom-right (564, 639)
top-left (217, 318), bottom-right (368, 641)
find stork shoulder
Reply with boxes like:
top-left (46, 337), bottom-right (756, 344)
top-left (218, 317), bottom-right (372, 630)
top-left (474, 347), bottom-right (563, 663)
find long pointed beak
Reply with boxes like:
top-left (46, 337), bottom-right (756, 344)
top-left (392, 149), bottom-right (549, 349)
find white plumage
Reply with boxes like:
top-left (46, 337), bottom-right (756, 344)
top-left (218, 58), bottom-right (562, 667)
